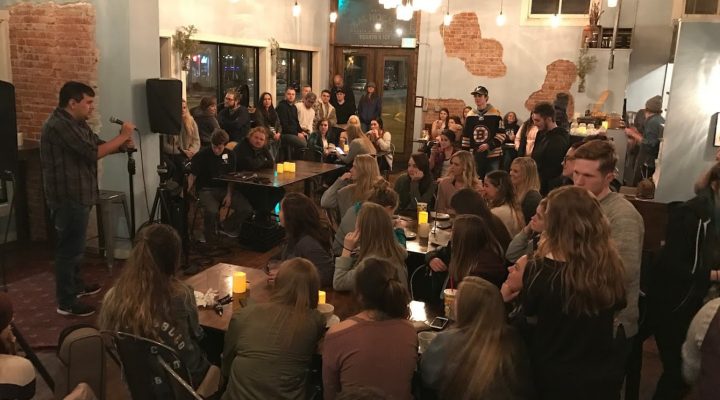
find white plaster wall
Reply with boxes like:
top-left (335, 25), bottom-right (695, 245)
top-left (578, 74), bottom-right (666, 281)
top-left (655, 21), bottom-right (720, 202)
top-left (158, 0), bottom-right (331, 95)
top-left (415, 0), bottom-right (637, 138)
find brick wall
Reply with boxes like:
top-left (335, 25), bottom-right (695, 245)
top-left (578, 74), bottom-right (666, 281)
top-left (524, 59), bottom-right (577, 118)
top-left (7, 2), bottom-right (99, 241)
top-left (422, 98), bottom-right (467, 126)
top-left (9, 2), bottom-right (99, 141)
top-left (439, 12), bottom-right (506, 78)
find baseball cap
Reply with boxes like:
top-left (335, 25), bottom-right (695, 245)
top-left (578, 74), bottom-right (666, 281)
top-left (470, 85), bottom-right (489, 96)
top-left (336, 87), bottom-right (345, 94)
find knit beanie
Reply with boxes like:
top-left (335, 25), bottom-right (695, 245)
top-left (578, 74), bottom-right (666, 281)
top-left (645, 95), bottom-right (663, 114)
top-left (0, 293), bottom-right (12, 332)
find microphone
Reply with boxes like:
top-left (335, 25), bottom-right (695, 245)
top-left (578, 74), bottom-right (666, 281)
top-left (109, 116), bottom-right (139, 131)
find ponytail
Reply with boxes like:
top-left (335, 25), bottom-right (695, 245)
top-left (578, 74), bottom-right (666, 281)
top-left (355, 257), bottom-right (410, 320)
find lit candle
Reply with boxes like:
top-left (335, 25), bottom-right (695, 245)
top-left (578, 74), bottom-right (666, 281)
top-left (286, 162), bottom-right (296, 172)
top-left (276, 163), bottom-right (284, 173)
top-left (602, 120), bottom-right (609, 129)
top-left (418, 211), bottom-right (429, 225)
top-left (318, 290), bottom-right (326, 304)
top-left (233, 271), bottom-right (247, 293)
top-left (283, 162), bottom-right (292, 172)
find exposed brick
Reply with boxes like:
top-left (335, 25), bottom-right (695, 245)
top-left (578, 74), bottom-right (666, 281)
top-left (7, 2), bottom-right (100, 241)
top-left (422, 98), bottom-right (468, 126)
top-left (439, 12), bottom-right (506, 78)
top-left (524, 60), bottom-right (577, 119)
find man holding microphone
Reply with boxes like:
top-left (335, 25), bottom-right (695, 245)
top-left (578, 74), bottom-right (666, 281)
top-left (41, 81), bottom-right (135, 316)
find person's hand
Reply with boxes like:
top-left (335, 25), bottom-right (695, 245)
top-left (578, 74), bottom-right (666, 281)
top-left (429, 257), bottom-right (448, 272)
top-left (409, 168), bottom-right (424, 181)
top-left (120, 121), bottom-right (136, 139)
top-left (501, 282), bottom-right (519, 302)
top-left (222, 193), bottom-right (231, 208)
top-left (343, 230), bottom-right (360, 251)
top-left (478, 143), bottom-right (490, 152)
top-left (273, 132), bottom-right (281, 141)
top-left (121, 138), bottom-right (135, 152)
top-left (340, 172), bottom-right (352, 181)
top-left (508, 132), bottom-right (516, 141)
top-left (430, 144), bottom-right (439, 153)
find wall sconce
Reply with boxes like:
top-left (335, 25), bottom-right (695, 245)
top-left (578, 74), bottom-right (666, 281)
top-left (329, 11), bottom-right (337, 23)
top-left (608, 0), bottom-right (618, 7)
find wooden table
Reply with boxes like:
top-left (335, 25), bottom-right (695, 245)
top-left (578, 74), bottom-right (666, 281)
top-left (183, 263), bottom-right (358, 332)
top-left (219, 160), bottom-right (344, 196)
top-left (402, 219), bottom-right (452, 255)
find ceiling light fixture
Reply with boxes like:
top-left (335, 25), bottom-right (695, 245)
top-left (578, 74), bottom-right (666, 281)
top-left (496, 0), bottom-right (506, 26)
top-left (292, 1), bottom-right (301, 17)
top-left (607, 0), bottom-right (618, 7)
top-left (443, 0), bottom-right (452, 25)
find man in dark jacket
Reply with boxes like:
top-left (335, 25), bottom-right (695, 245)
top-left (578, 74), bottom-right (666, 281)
top-left (462, 85), bottom-right (503, 178)
top-left (218, 90), bottom-right (251, 142)
top-left (276, 87), bottom-right (307, 160)
top-left (235, 127), bottom-right (273, 171)
top-left (330, 74), bottom-right (355, 111)
top-left (530, 102), bottom-right (569, 195)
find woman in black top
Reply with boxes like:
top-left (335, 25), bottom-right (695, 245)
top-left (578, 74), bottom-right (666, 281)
top-left (193, 96), bottom-right (220, 147)
top-left (253, 92), bottom-right (282, 161)
top-left (393, 152), bottom-right (435, 213)
top-left (520, 186), bottom-right (627, 399)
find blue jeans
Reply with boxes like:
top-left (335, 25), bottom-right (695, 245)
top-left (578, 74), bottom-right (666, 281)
top-left (52, 201), bottom-right (91, 308)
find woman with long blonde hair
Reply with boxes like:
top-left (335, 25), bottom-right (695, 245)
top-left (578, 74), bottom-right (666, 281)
top-left (483, 170), bottom-right (525, 236)
top-left (435, 150), bottom-right (482, 213)
top-left (321, 154), bottom-right (381, 217)
top-left (522, 186), bottom-right (627, 399)
top-left (333, 203), bottom-right (408, 291)
top-left (337, 124), bottom-right (376, 165)
top-left (510, 157), bottom-right (542, 224)
top-left (99, 224), bottom-right (219, 396)
top-left (222, 258), bottom-right (326, 399)
top-left (421, 276), bottom-right (532, 399)
top-left (161, 99), bottom-right (201, 183)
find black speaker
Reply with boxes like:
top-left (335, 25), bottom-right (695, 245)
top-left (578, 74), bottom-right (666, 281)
top-left (0, 81), bottom-right (18, 176)
top-left (145, 78), bottom-right (182, 135)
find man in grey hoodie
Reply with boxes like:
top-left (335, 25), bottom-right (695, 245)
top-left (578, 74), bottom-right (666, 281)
top-left (573, 140), bottom-right (644, 396)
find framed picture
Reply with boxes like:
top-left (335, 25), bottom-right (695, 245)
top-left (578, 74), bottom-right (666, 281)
top-left (714, 112), bottom-right (720, 147)
top-left (415, 96), bottom-right (424, 108)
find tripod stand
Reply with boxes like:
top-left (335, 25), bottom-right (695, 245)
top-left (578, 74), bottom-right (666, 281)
top-left (126, 148), bottom-right (137, 240)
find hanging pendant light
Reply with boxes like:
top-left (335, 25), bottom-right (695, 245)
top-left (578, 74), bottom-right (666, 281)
top-left (496, 0), bottom-right (506, 26)
top-left (607, 0), bottom-right (618, 7)
top-left (292, 0), bottom-right (301, 17)
top-left (443, 0), bottom-right (452, 26)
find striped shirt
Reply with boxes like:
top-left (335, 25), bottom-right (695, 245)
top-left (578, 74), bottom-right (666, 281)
top-left (40, 108), bottom-right (104, 208)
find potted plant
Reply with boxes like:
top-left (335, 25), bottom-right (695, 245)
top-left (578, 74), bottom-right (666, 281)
top-left (581, 0), bottom-right (604, 48)
top-left (576, 48), bottom-right (597, 93)
top-left (172, 25), bottom-right (199, 71)
top-left (269, 38), bottom-right (280, 73)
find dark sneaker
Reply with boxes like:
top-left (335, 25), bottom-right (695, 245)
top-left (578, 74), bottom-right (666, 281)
top-left (76, 283), bottom-right (102, 298)
top-left (57, 302), bottom-right (96, 317)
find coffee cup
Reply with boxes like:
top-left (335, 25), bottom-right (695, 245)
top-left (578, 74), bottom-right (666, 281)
top-left (317, 303), bottom-right (335, 321)
top-left (418, 331), bottom-right (437, 353)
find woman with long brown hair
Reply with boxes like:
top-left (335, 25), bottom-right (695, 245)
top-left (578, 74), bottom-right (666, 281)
top-left (429, 130), bottom-right (457, 179)
top-left (521, 186), bottom-right (627, 399)
top-left (394, 152), bottom-right (436, 212)
top-left (275, 192), bottom-right (335, 287)
top-left (99, 224), bottom-right (220, 396)
top-left (447, 215), bottom-right (506, 287)
top-left (333, 203), bottom-right (408, 291)
top-left (510, 157), bottom-right (542, 224)
top-left (483, 170), bottom-right (525, 236)
top-left (193, 96), bottom-right (220, 147)
top-left (321, 154), bottom-right (381, 217)
top-left (222, 258), bottom-right (325, 399)
top-left (323, 257), bottom-right (417, 400)
top-left (421, 276), bottom-right (532, 399)
top-left (253, 92), bottom-right (282, 160)
top-left (336, 124), bottom-right (376, 165)
top-left (435, 150), bottom-right (482, 213)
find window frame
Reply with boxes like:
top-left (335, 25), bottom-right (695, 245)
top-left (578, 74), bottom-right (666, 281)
top-left (276, 48), bottom-right (313, 97)
top-left (186, 41), bottom-right (259, 108)
top-left (675, 0), bottom-right (720, 18)
top-left (521, 0), bottom-right (594, 27)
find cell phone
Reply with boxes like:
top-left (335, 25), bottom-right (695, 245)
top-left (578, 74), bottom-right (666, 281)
top-left (426, 316), bottom-right (449, 330)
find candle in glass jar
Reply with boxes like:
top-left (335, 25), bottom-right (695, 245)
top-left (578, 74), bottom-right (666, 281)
top-left (418, 211), bottom-right (429, 225)
top-left (318, 290), bottom-right (326, 304)
top-left (233, 271), bottom-right (247, 293)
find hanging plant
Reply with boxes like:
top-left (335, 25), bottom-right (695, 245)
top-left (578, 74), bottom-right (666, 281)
top-left (172, 25), bottom-right (199, 71)
top-left (576, 48), bottom-right (597, 93)
top-left (269, 38), bottom-right (280, 73)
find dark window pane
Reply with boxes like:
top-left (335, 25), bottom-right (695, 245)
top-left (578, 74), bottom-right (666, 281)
top-left (220, 45), bottom-right (257, 107)
top-left (685, 0), bottom-right (718, 14)
top-left (562, 0), bottom-right (591, 14)
top-left (531, 0), bottom-right (560, 14)
top-left (277, 50), bottom-right (312, 99)
top-left (187, 43), bottom-right (218, 109)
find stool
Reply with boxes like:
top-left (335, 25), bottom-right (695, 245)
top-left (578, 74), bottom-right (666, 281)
top-left (94, 190), bottom-right (132, 271)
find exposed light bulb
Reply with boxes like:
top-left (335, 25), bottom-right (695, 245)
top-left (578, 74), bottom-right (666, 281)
top-left (292, 1), bottom-right (300, 17)
top-left (396, 28), bottom-right (404, 37)
top-left (443, 12), bottom-right (452, 26)
top-left (607, 0), bottom-right (618, 6)
top-left (375, 22), bottom-right (382, 31)
top-left (551, 13), bottom-right (561, 27)
top-left (384, 0), bottom-right (399, 9)
top-left (329, 11), bottom-right (337, 23)
top-left (496, 12), bottom-right (506, 26)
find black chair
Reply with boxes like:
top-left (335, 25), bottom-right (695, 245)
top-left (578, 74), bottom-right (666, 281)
top-left (103, 331), bottom-right (202, 400)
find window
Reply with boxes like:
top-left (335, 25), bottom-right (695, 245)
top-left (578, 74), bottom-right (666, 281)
top-left (186, 42), bottom-right (258, 109)
top-left (276, 49), bottom-right (312, 98)
top-left (685, 0), bottom-right (719, 14)
top-left (530, 0), bottom-right (591, 15)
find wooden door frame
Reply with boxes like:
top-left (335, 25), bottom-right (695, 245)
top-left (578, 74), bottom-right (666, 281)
top-left (332, 46), bottom-right (418, 167)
